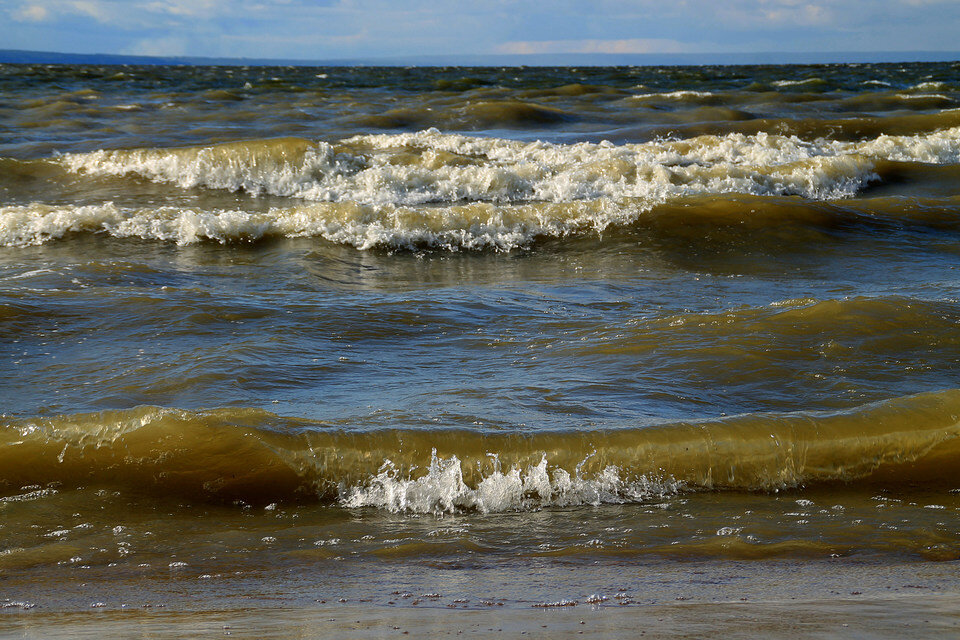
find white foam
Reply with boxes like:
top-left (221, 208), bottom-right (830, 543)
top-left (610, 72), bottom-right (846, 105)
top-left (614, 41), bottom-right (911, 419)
top-left (895, 93), bottom-right (951, 101)
top-left (857, 128), bottom-right (960, 164)
top-left (58, 128), bottom-right (904, 206)
top-left (5, 126), bottom-right (957, 250)
top-left (0, 488), bottom-right (58, 503)
top-left (532, 600), bottom-right (579, 607)
top-left (911, 81), bottom-right (946, 91)
top-left (715, 526), bottom-right (743, 536)
top-left (772, 78), bottom-right (822, 87)
top-left (60, 142), bottom-right (348, 200)
top-left (0, 200), bottom-right (632, 250)
top-left (630, 90), bottom-right (713, 100)
top-left (0, 202), bottom-right (129, 247)
top-left (338, 451), bottom-right (680, 514)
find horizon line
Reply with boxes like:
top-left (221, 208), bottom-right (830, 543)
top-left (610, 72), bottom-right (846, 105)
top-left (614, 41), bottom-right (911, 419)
top-left (2, 48), bottom-right (960, 68)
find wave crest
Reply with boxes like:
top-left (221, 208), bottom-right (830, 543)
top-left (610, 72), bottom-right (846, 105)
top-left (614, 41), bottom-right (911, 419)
top-left (340, 452), bottom-right (678, 514)
top-left (62, 127), bottom-right (960, 205)
top-left (3, 389), bottom-right (960, 511)
top-left (0, 127), bottom-right (955, 250)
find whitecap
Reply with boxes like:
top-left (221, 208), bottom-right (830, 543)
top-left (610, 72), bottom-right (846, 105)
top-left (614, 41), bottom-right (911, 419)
top-left (338, 451), bottom-right (680, 514)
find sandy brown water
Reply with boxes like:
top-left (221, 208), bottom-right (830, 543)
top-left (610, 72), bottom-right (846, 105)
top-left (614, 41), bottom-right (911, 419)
top-left (3, 60), bottom-right (960, 636)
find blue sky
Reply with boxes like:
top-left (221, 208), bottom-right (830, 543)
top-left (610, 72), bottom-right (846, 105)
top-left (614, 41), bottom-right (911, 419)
top-left (2, 0), bottom-right (959, 60)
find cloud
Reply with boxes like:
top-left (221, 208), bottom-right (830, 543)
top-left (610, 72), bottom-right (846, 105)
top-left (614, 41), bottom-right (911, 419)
top-left (717, 1), bottom-right (833, 27)
top-left (125, 35), bottom-right (189, 56)
top-left (8, 0), bottom-right (119, 25)
top-left (3, 0), bottom-right (960, 61)
top-left (11, 3), bottom-right (49, 20)
top-left (760, 2), bottom-right (830, 25)
top-left (142, 0), bottom-right (221, 18)
top-left (497, 38), bottom-right (692, 55)
top-left (67, 0), bottom-right (113, 22)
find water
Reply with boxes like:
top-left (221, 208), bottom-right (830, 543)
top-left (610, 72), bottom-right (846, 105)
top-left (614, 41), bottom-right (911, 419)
top-left (2, 62), bottom-right (960, 618)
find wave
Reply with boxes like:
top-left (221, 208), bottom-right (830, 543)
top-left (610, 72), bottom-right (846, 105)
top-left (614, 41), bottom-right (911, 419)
top-left (630, 90), bottom-right (715, 102)
top-left (520, 83), bottom-right (628, 97)
top-left (3, 126), bottom-right (958, 249)
top-left (838, 93), bottom-right (955, 112)
top-left (4, 190), bottom-right (957, 251)
top-left (4, 192), bottom-right (960, 251)
top-left (2, 389), bottom-right (959, 513)
top-left (577, 295), bottom-right (960, 357)
top-left (59, 127), bottom-right (960, 204)
top-left (910, 81), bottom-right (948, 91)
top-left (772, 78), bottom-right (826, 88)
top-left (4, 191), bottom-right (960, 253)
top-left (896, 93), bottom-right (952, 101)
top-left (0, 200), bottom-right (630, 249)
top-left (641, 110), bottom-right (960, 144)
top-left (461, 101), bottom-right (576, 126)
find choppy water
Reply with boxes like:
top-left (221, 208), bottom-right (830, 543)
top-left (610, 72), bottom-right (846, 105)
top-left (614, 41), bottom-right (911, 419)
top-left (2, 62), bottom-right (960, 590)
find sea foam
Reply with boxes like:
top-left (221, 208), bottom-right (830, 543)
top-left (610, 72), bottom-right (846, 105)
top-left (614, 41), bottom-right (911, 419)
top-left (3, 127), bottom-right (958, 249)
top-left (339, 451), bottom-right (679, 514)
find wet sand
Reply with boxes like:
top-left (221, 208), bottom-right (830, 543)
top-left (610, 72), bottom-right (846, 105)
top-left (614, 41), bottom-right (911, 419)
top-left (6, 599), bottom-right (960, 640)
top-left (4, 557), bottom-right (960, 638)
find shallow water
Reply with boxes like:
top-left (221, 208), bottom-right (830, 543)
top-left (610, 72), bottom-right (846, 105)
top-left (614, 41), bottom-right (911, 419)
top-left (2, 63), bottom-right (960, 595)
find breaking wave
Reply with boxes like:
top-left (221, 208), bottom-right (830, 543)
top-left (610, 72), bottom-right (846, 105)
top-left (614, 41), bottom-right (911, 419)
top-left (1, 126), bottom-right (958, 250)
top-left (2, 389), bottom-right (960, 513)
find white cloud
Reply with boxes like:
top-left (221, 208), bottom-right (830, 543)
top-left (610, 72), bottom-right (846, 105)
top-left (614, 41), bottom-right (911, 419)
top-left (125, 35), bottom-right (189, 56)
top-left (143, 0), bottom-right (221, 18)
top-left (718, 1), bottom-right (833, 27)
top-left (9, 0), bottom-right (118, 24)
top-left (497, 38), bottom-right (692, 55)
top-left (11, 3), bottom-right (50, 20)
top-left (68, 0), bottom-right (113, 22)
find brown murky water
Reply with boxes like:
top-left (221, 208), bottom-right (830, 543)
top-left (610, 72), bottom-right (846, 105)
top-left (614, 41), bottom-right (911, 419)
top-left (2, 62), bottom-right (960, 631)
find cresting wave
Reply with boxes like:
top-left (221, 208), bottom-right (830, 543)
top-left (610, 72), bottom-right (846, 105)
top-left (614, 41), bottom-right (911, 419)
top-left (3, 126), bottom-right (960, 249)
top-left (2, 389), bottom-right (959, 513)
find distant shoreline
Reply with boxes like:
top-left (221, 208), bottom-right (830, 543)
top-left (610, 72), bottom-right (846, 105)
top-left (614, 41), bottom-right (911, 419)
top-left (2, 47), bottom-right (959, 67)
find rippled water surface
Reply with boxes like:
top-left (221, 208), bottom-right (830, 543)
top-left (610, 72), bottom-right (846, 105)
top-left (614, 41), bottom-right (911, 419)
top-left (2, 63), bottom-right (960, 596)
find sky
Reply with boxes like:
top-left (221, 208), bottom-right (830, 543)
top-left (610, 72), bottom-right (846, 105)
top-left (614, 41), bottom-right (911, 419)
top-left (2, 0), bottom-right (960, 61)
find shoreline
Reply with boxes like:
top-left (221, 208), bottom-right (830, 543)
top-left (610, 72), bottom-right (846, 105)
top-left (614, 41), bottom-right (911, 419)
top-left (6, 594), bottom-right (960, 639)
top-left (4, 556), bottom-right (960, 637)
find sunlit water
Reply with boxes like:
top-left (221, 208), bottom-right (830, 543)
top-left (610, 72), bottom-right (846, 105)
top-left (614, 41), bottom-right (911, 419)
top-left (2, 63), bottom-right (960, 607)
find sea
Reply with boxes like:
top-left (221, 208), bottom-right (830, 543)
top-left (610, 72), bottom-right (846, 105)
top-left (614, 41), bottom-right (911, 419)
top-left (2, 61), bottom-right (960, 630)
